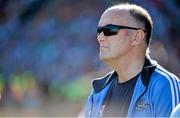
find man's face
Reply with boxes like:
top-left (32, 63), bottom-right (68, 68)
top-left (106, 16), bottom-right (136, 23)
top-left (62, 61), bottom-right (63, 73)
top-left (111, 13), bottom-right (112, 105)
top-left (97, 9), bottom-right (136, 62)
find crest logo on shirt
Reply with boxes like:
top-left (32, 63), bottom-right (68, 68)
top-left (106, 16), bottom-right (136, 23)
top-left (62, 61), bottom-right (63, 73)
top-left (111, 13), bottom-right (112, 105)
top-left (136, 98), bottom-right (149, 111)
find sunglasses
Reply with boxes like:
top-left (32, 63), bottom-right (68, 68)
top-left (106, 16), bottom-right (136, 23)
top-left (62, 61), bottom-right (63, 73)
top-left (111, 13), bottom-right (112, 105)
top-left (97, 24), bottom-right (146, 36)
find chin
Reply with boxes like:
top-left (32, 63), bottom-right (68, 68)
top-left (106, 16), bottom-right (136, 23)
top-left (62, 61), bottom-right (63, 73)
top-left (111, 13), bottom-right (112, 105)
top-left (99, 54), bottom-right (111, 62)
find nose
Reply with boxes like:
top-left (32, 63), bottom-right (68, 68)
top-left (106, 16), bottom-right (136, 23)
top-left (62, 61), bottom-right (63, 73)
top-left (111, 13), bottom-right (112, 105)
top-left (97, 32), bottom-right (106, 43)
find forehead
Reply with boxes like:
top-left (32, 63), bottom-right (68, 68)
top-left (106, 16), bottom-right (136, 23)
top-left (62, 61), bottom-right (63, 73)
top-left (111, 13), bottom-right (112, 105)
top-left (98, 9), bottom-right (134, 26)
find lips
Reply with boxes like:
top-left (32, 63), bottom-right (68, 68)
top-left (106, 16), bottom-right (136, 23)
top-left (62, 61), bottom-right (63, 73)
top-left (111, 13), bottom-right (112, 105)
top-left (99, 44), bottom-right (109, 48)
top-left (100, 46), bottom-right (109, 48)
top-left (100, 46), bottom-right (109, 51)
top-left (99, 42), bottom-right (109, 50)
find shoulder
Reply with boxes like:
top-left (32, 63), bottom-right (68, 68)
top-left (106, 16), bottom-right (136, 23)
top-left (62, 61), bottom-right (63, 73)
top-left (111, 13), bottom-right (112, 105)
top-left (150, 63), bottom-right (179, 84)
top-left (149, 64), bottom-right (180, 108)
top-left (152, 64), bottom-right (179, 88)
top-left (147, 58), bottom-right (179, 83)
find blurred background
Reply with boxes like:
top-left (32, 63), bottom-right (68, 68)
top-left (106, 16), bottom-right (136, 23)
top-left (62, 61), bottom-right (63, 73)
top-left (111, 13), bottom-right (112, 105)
top-left (0, 0), bottom-right (179, 117)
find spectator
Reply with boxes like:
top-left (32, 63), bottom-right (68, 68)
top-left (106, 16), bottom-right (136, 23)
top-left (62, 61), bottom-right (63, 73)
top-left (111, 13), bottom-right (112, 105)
top-left (83, 3), bottom-right (180, 117)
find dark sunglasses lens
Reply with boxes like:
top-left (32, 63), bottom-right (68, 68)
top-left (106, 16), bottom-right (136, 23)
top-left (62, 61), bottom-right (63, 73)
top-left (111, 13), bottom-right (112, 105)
top-left (97, 25), bottom-right (119, 36)
top-left (97, 27), bottom-right (102, 36)
top-left (103, 27), bottom-right (118, 36)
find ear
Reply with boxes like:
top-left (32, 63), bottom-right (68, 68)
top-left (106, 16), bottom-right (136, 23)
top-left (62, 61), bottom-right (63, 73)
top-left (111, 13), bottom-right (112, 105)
top-left (131, 30), bottom-right (145, 46)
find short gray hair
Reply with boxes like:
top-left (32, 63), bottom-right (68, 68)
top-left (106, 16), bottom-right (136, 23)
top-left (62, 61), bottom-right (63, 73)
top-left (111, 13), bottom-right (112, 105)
top-left (108, 3), bottom-right (153, 47)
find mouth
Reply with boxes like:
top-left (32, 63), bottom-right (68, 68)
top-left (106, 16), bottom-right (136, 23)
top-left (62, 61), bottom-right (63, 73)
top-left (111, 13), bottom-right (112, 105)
top-left (100, 44), bottom-right (109, 48)
top-left (100, 46), bottom-right (109, 51)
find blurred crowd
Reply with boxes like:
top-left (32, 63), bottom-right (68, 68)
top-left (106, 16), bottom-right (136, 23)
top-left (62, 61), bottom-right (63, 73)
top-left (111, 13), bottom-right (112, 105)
top-left (0, 0), bottom-right (179, 116)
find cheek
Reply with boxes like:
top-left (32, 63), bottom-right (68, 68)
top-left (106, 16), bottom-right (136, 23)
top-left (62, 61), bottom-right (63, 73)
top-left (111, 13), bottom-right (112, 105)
top-left (110, 38), bottom-right (131, 54)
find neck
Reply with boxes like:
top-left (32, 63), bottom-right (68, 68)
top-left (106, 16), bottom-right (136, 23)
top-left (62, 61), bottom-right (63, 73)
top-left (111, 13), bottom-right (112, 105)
top-left (106, 53), bottom-right (145, 83)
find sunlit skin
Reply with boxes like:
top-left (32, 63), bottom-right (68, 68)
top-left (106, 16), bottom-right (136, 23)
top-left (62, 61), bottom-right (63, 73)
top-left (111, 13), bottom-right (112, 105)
top-left (97, 8), bottom-right (146, 83)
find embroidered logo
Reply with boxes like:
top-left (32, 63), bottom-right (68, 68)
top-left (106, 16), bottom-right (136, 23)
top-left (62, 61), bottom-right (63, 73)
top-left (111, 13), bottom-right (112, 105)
top-left (136, 98), bottom-right (149, 111)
